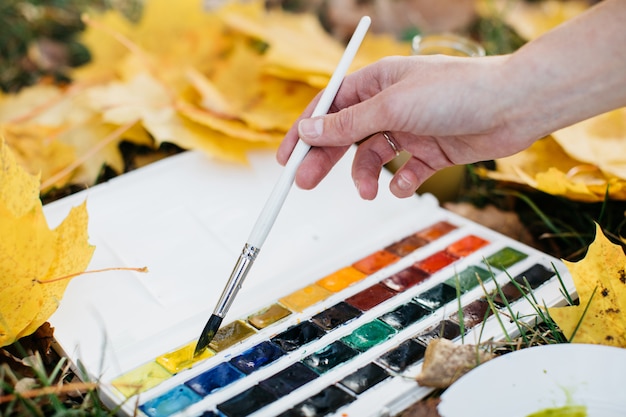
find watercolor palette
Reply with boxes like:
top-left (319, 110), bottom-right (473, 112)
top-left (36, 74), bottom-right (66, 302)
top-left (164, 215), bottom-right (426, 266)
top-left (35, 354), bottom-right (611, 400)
top-left (43, 148), bottom-right (574, 417)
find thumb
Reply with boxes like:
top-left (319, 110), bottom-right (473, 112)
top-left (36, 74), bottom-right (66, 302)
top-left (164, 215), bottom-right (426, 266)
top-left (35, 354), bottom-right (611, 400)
top-left (298, 100), bottom-right (386, 147)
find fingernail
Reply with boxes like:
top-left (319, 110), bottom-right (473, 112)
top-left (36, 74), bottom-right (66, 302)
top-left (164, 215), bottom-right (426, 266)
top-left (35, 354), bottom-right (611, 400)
top-left (298, 118), bottom-right (324, 139)
top-left (396, 172), bottom-right (414, 191)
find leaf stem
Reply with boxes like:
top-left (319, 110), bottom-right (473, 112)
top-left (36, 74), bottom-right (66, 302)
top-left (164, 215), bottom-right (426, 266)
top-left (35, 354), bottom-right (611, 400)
top-left (37, 266), bottom-right (148, 284)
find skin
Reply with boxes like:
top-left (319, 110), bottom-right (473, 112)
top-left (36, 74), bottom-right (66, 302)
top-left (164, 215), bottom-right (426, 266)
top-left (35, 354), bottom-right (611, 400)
top-left (277, 0), bottom-right (626, 200)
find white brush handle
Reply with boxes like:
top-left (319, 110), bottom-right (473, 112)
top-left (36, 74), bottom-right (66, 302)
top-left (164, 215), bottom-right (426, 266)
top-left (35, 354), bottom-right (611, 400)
top-left (247, 16), bottom-right (371, 247)
top-left (211, 16), bottom-right (372, 319)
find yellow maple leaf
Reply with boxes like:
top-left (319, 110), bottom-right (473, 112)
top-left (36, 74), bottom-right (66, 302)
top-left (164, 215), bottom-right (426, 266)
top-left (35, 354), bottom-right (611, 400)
top-left (548, 223), bottom-right (626, 347)
top-left (185, 38), bottom-right (319, 133)
top-left (0, 140), bottom-right (95, 346)
top-left (66, 0), bottom-right (414, 168)
top-left (476, 135), bottom-right (626, 202)
top-left (552, 108), bottom-right (626, 180)
top-left (176, 100), bottom-right (285, 143)
top-left (75, 0), bottom-right (229, 88)
top-left (535, 168), bottom-right (626, 202)
top-left (0, 83), bottom-right (150, 189)
top-left (218, 1), bottom-right (345, 88)
top-left (85, 71), bottom-right (261, 163)
top-left (0, 124), bottom-right (76, 190)
top-left (75, 0), bottom-right (227, 86)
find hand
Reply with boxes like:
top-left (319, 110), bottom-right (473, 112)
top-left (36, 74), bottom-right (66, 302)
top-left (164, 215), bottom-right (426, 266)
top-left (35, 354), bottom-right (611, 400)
top-left (278, 55), bottom-right (534, 199)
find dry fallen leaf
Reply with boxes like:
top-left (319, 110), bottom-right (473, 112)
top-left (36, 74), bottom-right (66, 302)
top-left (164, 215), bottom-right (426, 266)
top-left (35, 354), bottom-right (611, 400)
top-left (552, 108), bottom-right (626, 180)
top-left (415, 338), bottom-right (495, 389)
top-left (477, 134), bottom-right (626, 202)
top-left (398, 397), bottom-right (442, 417)
top-left (0, 140), bottom-right (95, 346)
top-left (75, 0), bottom-right (410, 162)
top-left (548, 223), bottom-right (626, 347)
top-left (75, 0), bottom-right (315, 163)
top-left (185, 37), bottom-right (319, 133)
top-left (0, 82), bottom-right (146, 190)
top-left (0, 124), bottom-right (76, 190)
top-left (444, 202), bottom-right (539, 248)
top-left (218, 1), bottom-right (346, 88)
top-left (74, 0), bottom-right (228, 86)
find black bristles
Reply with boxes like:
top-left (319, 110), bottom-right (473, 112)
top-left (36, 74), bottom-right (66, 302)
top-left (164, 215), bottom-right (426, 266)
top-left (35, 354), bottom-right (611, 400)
top-left (194, 314), bottom-right (223, 357)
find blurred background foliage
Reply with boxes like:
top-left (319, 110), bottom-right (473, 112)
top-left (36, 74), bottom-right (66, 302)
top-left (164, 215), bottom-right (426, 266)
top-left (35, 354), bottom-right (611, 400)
top-left (0, 0), bottom-right (529, 93)
top-left (0, 0), bottom-right (143, 92)
top-left (1, 0), bottom-right (621, 261)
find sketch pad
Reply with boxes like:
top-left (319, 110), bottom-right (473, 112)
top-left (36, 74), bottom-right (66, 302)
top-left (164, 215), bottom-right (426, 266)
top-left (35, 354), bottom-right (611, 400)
top-left (44, 147), bottom-right (574, 417)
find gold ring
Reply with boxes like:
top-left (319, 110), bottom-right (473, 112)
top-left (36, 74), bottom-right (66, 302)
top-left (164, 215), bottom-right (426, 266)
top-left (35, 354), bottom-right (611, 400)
top-left (382, 131), bottom-right (400, 157)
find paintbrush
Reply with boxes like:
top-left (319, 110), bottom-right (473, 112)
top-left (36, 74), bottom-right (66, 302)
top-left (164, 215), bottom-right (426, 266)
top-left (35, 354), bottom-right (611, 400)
top-left (194, 16), bottom-right (372, 356)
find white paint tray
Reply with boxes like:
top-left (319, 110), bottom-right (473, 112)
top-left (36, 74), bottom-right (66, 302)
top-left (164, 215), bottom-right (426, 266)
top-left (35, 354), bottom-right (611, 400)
top-left (44, 147), bottom-right (573, 417)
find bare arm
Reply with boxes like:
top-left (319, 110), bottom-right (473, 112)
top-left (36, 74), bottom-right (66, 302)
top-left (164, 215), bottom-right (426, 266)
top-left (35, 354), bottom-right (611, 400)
top-left (501, 0), bottom-right (626, 141)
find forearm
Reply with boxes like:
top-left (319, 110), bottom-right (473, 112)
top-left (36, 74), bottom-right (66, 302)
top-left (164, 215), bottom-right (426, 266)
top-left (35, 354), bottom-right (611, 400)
top-left (499, 0), bottom-right (626, 140)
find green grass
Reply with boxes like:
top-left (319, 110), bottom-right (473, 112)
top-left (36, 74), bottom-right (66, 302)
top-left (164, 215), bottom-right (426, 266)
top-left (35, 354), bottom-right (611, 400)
top-left (0, 351), bottom-right (108, 417)
top-left (470, 262), bottom-right (581, 356)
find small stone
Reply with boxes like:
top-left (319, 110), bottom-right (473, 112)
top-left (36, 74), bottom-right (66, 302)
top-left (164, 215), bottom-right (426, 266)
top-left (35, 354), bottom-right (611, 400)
top-left (415, 338), bottom-right (494, 389)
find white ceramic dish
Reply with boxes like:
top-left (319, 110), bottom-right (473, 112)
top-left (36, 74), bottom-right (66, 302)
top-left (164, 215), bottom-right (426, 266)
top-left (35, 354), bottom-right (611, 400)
top-left (438, 343), bottom-right (626, 417)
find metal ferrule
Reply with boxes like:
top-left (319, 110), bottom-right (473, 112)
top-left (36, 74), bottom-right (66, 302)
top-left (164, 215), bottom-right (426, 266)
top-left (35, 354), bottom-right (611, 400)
top-left (212, 243), bottom-right (260, 317)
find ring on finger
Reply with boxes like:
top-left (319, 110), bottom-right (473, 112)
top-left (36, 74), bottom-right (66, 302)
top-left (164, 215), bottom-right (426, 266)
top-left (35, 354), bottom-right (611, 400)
top-left (382, 131), bottom-right (400, 157)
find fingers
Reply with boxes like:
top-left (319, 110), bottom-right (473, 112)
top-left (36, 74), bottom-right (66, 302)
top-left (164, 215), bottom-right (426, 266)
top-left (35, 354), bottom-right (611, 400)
top-left (277, 62), bottom-right (387, 165)
top-left (353, 132), bottom-right (448, 199)
top-left (276, 90), bottom-right (352, 188)
top-left (389, 157), bottom-right (436, 198)
top-left (277, 57), bottom-right (413, 195)
top-left (294, 144), bottom-right (351, 190)
top-left (298, 94), bottom-right (395, 148)
top-left (280, 81), bottom-right (396, 189)
top-left (352, 132), bottom-right (406, 199)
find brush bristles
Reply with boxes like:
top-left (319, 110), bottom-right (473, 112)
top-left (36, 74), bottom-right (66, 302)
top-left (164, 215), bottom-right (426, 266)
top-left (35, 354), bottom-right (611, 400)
top-left (194, 314), bottom-right (223, 356)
